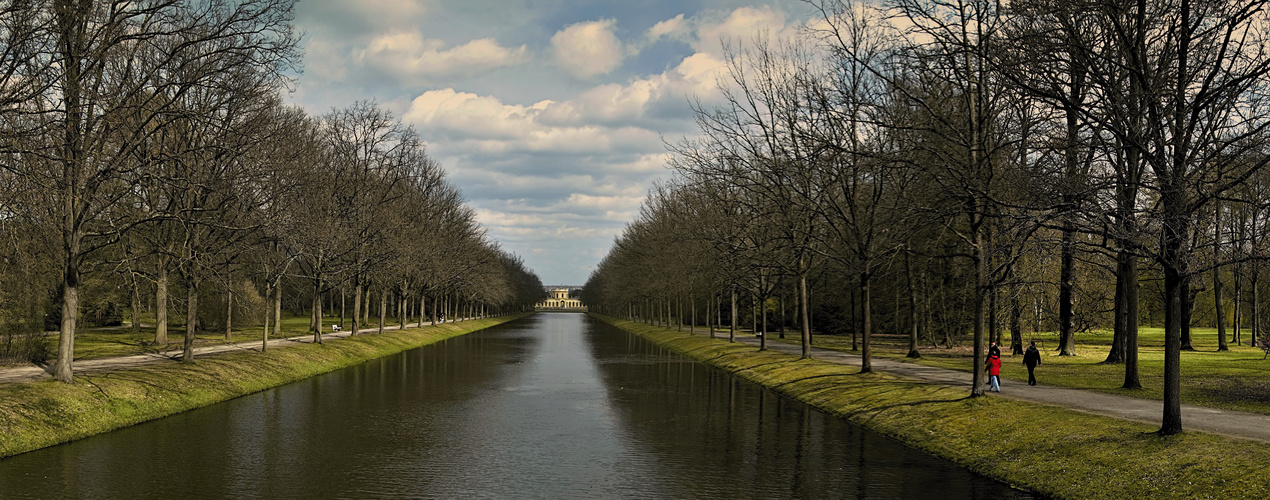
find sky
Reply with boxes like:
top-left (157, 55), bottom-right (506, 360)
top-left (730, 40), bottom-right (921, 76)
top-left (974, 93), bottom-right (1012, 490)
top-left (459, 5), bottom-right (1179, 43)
top-left (289, 0), bottom-right (813, 286)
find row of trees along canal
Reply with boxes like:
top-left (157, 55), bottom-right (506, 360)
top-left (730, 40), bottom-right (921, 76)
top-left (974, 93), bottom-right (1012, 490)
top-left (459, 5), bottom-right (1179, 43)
top-left (582, 0), bottom-right (1270, 436)
top-left (0, 1), bottom-right (547, 383)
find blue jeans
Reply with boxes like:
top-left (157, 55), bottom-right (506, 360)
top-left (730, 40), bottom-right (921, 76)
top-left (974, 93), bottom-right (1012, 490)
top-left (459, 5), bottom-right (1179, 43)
top-left (989, 375), bottom-right (1000, 392)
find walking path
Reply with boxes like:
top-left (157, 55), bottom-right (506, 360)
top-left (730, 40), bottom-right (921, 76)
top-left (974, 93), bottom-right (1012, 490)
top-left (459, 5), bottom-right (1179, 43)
top-left (0, 319), bottom-right (468, 385)
top-left (723, 334), bottom-right (1270, 443)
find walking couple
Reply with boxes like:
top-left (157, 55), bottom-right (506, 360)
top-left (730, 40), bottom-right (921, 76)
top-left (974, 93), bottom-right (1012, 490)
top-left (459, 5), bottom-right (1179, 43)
top-left (985, 341), bottom-right (1043, 393)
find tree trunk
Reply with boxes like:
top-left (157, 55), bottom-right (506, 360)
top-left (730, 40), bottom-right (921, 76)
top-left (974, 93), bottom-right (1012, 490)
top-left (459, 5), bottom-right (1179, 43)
top-left (156, 265), bottom-right (169, 345)
top-left (1160, 181), bottom-right (1187, 434)
top-left (989, 283), bottom-right (999, 346)
top-left (758, 291), bottom-right (766, 351)
top-left (183, 277), bottom-right (199, 362)
top-left (677, 296), bottom-right (683, 332)
top-left (1162, 257), bottom-right (1183, 434)
top-left (273, 277), bottom-right (282, 340)
top-left (1215, 207), bottom-right (1227, 351)
top-left (1107, 252), bottom-right (1128, 363)
top-left (1010, 287), bottom-right (1023, 355)
top-left (709, 294), bottom-right (716, 339)
top-left (130, 277), bottom-right (142, 334)
top-left (352, 282), bottom-right (362, 336)
top-left (311, 279), bottom-right (323, 344)
top-left (379, 291), bottom-right (386, 334)
top-left (54, 279), bottom-right (78, 382)
top-left (52, 3), bottom-right (86, 384)
top-left (1249, 215), bottom-right (1260, 346)
top-left (690, 295), bottom-right (696, 335)
top-left (779, 290), bottom-right (786, 340)
top-left (1215, 263), bottom-right (1227, 351)
top-left (924, 268), bottom-right (936, 347)
top-left (906, 251), bottom-right (921, 358)
top-left (729, 286), bottom-right (737, 343)
top-left (1251, 262), bottom-right (1260, 348)
top-left (262, 283), bottom-right (271, 352)
top-left (1123, 254), bottom-right (1141, 389)
top-left (717, 295), bottom-right (723, 337)
top-left (1181, 274), bottom-right (1195, 351)
top-left (1232, 265), bottom-right (1241, 345)
top-left (850, 276), bottom-right (858, 351)
top-left (225, 288), bottom-right (233, 341)
top-left (800, 272), bottom-right (811, 359)
top-left (971, 223), bottom-right (986, 397)
top-left (1058, 224), bottom-right (1076, 355)
top-left (861, 270), bottom-right (872, 373)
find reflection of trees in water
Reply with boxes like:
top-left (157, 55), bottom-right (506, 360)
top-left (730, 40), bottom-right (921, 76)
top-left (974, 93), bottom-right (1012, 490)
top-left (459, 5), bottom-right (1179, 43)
top-left (579, 318), bottom-right (1027, 499)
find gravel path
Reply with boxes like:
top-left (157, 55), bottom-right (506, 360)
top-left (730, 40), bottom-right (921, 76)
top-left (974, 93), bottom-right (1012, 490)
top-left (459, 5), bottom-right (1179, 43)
top-left (0, 320), bottom-right (458, 385)
top-left (721, 333), bottom-right (1270, 443)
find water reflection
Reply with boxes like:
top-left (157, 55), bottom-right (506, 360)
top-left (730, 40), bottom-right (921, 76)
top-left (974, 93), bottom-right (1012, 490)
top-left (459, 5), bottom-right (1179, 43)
top-left (0, 313), bottom-right (1031, 499)
top-left (581, 317), bottom-right (1030, 499)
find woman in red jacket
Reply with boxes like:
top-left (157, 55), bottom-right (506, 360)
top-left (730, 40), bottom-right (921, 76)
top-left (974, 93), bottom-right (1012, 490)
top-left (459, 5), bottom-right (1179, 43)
top-left (985, 353), bottom-right (1002, 392)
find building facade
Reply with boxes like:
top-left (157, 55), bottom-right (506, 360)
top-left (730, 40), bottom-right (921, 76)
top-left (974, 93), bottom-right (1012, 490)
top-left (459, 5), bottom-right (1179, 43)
top-left (536, 286), bottom-right (585, 310)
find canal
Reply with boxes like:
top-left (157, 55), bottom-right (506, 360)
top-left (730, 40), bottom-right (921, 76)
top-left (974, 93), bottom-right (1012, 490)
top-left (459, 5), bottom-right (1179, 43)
top-left (0, 313), bottom-right (1032, 499)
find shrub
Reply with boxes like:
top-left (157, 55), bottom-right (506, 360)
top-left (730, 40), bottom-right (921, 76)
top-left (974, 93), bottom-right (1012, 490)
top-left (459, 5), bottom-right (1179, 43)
top-left (0, 329), bottom-right (52, 365)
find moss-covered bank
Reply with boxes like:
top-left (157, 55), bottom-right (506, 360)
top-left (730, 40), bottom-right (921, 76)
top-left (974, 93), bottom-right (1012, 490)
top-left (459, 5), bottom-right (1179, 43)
top-left (0, 315), bottom-right (527, 459)
top-left (595, 315), bottom-right (1269, 500)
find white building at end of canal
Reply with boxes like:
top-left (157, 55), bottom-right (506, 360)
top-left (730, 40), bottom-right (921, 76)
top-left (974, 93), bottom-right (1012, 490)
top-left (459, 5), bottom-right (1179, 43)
top-left (536, 286), bottom-right (585, 310)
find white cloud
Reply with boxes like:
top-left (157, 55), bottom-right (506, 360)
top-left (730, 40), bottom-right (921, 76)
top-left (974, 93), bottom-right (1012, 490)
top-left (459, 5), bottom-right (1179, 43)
top-left (358, 31), bottom-right (527, 82)
top-left (550, 19), bottom-right (625, 79)
top-left (693, 6), bottom-right (793, 56)
top-left (404, 88), bottom-right (663, 155)
top-left (647, 14), bottom-right (689, 42)
top-left (558, 192), bottom-right (645, 218)
top-left (404, 89), bottom-right (550, 139)
top-left (474, 191), bottom-right (641, 240)
top-left (530, 52), bottom-right (727, 127)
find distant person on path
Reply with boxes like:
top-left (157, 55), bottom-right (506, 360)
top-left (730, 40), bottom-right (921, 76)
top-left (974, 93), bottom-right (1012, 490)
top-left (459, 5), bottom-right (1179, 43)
top-left (1023, 342), bottom-right (1041, 386)
top-left (985, 351), bottom-right (1001, 392)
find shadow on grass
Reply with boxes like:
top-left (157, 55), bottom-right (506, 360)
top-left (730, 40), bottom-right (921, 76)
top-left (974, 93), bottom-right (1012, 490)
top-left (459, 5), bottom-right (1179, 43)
top-left (731, 360), bottom-right (795, 374)
top-left (845, 396), bottom-right (975, 419)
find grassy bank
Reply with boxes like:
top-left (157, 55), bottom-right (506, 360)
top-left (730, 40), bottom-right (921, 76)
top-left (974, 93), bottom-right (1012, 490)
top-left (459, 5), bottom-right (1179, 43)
top-left (0, 314), bottom-right (527, 459)
top-left (596, 315), bottom-right (1269, 499)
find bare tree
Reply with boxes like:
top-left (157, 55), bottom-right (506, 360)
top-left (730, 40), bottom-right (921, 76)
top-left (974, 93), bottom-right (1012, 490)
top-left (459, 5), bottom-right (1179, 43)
top-left (17, 0), bottom-right (298, 381)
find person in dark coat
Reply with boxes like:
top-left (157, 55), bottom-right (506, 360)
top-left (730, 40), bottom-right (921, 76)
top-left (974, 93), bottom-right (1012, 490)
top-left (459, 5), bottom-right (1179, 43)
top-left (1023, 342), bottom-right (1041, 386)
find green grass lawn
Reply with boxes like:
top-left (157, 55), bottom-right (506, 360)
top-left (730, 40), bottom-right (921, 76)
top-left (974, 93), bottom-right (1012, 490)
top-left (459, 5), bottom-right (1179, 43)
top-left (765, 325), bottom-right (1270, 415)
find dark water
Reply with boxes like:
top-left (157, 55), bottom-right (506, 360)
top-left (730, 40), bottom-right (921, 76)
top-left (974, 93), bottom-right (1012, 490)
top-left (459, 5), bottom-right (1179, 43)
top-left (0, 313), bottom-right (1032, 499)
